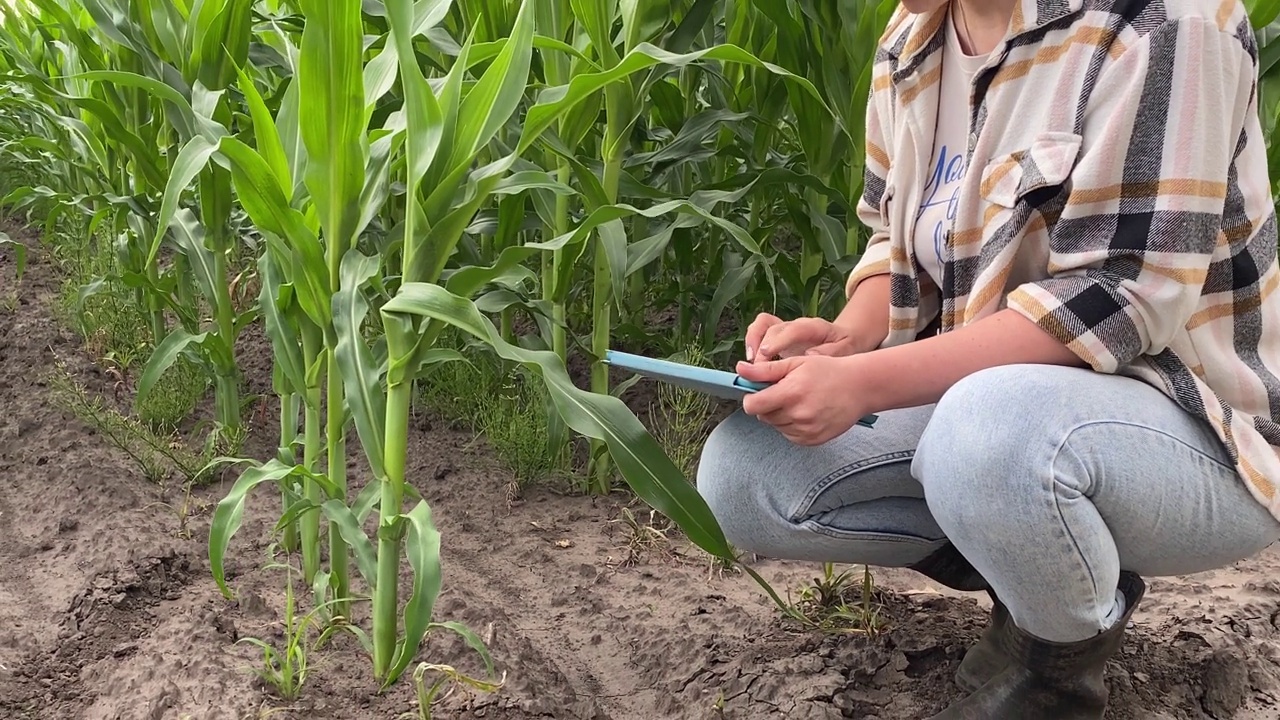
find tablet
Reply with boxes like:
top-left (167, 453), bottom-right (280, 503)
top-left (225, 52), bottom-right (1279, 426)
top-left (603, 350), bottom-right (877, 427)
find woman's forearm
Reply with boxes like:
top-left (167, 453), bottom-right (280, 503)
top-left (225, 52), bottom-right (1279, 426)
top-left (855, 308), bottom-right (1087, 412)
top-left (836, 274), bottom-right (892, 353)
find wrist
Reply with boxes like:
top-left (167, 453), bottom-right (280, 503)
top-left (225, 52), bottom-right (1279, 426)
top-left (833, 315), bottom-right (886, 354)
top-left (839, 352), bottom-right (885, 417)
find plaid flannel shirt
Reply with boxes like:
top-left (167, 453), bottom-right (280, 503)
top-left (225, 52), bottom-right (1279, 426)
top-left (847, 0), bottom-right (1280, 519)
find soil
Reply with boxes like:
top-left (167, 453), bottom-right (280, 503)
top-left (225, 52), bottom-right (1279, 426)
top-left (3, 219), bottom-right (1280, 720)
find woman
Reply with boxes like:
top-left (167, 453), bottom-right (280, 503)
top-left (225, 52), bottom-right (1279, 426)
top-left (696, 1), bottom-right (1280, 718)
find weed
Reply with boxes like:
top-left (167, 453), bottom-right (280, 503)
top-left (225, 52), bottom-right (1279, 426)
top-left (418, 340), bottom-right (571, 486)
top-left (46, 362), bottom-right (214, 485)
top-left (134, 355), bottom-right (210, 432)
top-left (142, 481), bottom-right (208, 540)
top-left (0, 228), bottom-right (26, 312)
top-left (397, 623), bottom-right (504, 720)
top-left (608, 505), bottom-right (677, 566)
top-left (650, 344), bottom-right (716, 480)
top-left (238, 560), bottom-right (319, 700)
top-left (44, 220), bottom-right (153, 371)
top-left (784, 563), bottom-right (886, 635)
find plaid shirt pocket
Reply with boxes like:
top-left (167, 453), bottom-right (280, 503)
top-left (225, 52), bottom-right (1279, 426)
top-left (978, 132), bottom-right (1083, 209)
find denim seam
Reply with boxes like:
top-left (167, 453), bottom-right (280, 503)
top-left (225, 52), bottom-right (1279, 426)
top-left (787, 449), bottom-right (917, 523)
top-left (1061, 419), bottom-right (1236, 474)
top-left (1046, 418), bottom-right (1217, 628)
top-left (800, 522), bottom-right (943, 544)
top-left (1046, 438), bottom-right (1104, 627)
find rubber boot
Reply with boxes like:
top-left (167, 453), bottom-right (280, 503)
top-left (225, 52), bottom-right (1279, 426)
top-left (907, 543), bottom-right (1012, 690)
top-left (927, 571), bottom-right (1147, 720)
top-left (906, 542), bottom-right (990, 593)
top-left (954, 591), bottom-right (1010, 692)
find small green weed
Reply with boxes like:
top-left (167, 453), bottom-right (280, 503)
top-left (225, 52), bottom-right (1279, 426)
top-left (784, 563), bottom-right (886, 635)
top-left (44, 221), bottom-right (153, 371)
top-left (238, 559), bottom-right (324, 700)
top-left (46, 362), bottom-right (214, 485)
top-left (650, 344), bottom-right (716, 479)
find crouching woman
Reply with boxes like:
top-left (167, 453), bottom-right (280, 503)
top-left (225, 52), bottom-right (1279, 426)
top-left (696, 1), bottom-right (1280, 718)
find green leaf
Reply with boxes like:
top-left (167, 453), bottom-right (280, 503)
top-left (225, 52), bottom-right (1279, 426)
top-left (151, 137), bottom-right (218, 266)
top-left (387, 0), bottom-right (448, 279)
top-left (320, 498), bottom-right (379, 592)
top-left (208, 459), bottom-right (306, 598)
top-left (364, 41), bottom-right (399, 108)
top-left (137, 328), bottom-right (209, 410)
top-left (431, 620), bottom-right (497, 678)
top-left (381, 284), bottom-right (734, 559)
top-left (1249, 0), bottom-right (1280, 28)
top-left (298, 0), bottom-right (367, 255)
top-left (333, 249), bottom-right (388, 480)
top-left (167, 209), bottom-right (222, 315)
top-left (237, 63), bottom-right (292, 201)
top-left (258, 252), bottom-right (307, 397)
top-left (386, 499), bottom-right (443, 685)
top-left (449, 0), bottom-right (535, 172)
top-left (0, 232), bottom-right (25, 283)
top-left (519, 42), bottom-right (833, 155)
top-left (73, 70), bottom-right (207, 140)
top-left (599, 219), bottom-right (629, 313)
top-left (217, 136), bottom-right (330, 326)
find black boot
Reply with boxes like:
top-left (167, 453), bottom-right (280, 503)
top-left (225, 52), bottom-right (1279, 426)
top-left (927, 571), bottom-right (1147, 720)
top-left (954, 590), bottom-right (1010, 692)
top-left (907, 543), bottom-right (1012, 690)
top-left (907, 542), bottom-right (990, 593)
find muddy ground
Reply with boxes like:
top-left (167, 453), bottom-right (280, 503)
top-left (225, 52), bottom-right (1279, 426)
top-left (2, 220), bottom-right (1280, 720)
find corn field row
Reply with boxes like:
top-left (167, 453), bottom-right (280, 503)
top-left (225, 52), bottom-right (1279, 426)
top-left (3, 0), bottom-right (1280, 694)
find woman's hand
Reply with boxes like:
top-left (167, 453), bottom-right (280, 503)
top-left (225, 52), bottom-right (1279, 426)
top-left (736, 355), bottom-right (874, 446)
top-left (744, 313), bottom-right (866, 362)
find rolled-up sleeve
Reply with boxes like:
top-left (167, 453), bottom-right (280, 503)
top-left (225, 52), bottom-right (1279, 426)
top-left (1006, 17), bottom-right (1257, 372)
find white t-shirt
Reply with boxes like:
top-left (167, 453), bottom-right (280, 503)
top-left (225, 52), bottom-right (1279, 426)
top-left (913, 9), bottom-right (990, 286)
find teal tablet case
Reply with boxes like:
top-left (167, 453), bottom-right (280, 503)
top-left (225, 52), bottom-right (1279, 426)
top-left (603, 350), bottom-right (877, 428)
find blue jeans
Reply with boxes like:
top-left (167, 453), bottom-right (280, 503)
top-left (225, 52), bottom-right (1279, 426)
top-left (695, 364), bottom-right (1280, 643)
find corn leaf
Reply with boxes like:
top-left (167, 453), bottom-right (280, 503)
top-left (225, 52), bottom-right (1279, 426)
top-left (298, 0), bottom-right (367, 253)
top-left (150, 135), bottom-right (218, 265)
top-left (236, 64), bottom-right (292, 202)
top-left (208, 459), bottom-right (308, 598)
top-left (381, 283), bottom-right (734, 559)
top-left (333, 249), bottom-right (388, 480)
top-left (449, 0), bottom-right (535, 172)
top-left (258, 252), bottom-right (307, 398)
top-left (136, 327), bottom-right (208, 417)
top-left (387, 499), bottom-right (443, 685)
top-left (520, 42), bottom-right (833, 155)
top-left (320, 498), bottom-right (379, 593)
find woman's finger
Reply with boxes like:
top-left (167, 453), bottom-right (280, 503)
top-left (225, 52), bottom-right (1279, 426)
top-left (757, 317), bottom-right (827, 361)
top-left (745, 312), bottom-right (782, 361)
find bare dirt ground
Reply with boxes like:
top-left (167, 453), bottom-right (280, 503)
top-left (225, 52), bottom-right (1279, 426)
top-left (3, 220), bottom-right (1280, 719)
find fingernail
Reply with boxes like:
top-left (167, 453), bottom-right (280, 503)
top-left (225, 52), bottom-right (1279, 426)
top-left (745, 345), bottom-right (754, 361)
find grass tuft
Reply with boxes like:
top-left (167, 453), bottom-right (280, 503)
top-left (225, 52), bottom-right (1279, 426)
top-left (784, 563), bottom-right (887, 636)
top-left (418, 338), bottom-right (572, 487)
